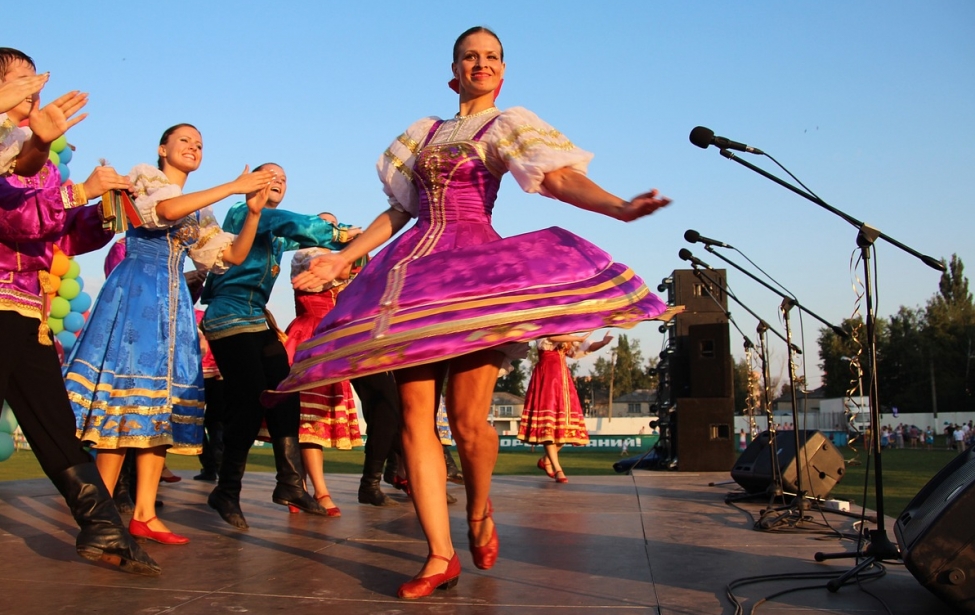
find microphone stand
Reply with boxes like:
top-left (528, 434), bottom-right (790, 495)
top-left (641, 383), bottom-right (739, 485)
top-left (714, 148), bottom-right (945, 589)
top-left (689, 263), bottom-right (823, 529)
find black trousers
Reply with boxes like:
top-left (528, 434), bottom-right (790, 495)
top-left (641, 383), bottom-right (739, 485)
top-left (198, 377), bottom-right (227, 473)
top-left (0, 312), bottom-right (90, 477)
top-left (208, 329), bottom-right (299, 459)
top-left (351, 371), bottom-right (402, 476)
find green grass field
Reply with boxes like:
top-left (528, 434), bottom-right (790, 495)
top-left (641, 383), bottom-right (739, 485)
top-left (0, 445), bottom-right (958, 517)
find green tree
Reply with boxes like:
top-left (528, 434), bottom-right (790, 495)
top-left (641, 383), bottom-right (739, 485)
top-left (922, 254), bottom-right (975, 413)
top-left (818, 316), bottom-right (886, 399)
top-left (732, 356), bottom-right (751, 416)
top-left (878, 306), bottom-right (928, 412)
top-left (495, 359), bottom-right (527, 397)
top-left (587, 334), bottom-right (651, 398)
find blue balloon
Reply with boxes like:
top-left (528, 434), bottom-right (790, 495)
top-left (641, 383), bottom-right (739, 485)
top-left (69, 291), bottom-right (92, 313)
top-left (64, 311), bottom-right (85, 333)
top-left (58, 163), bottom-right (70, 183)
top-left (74, 275), bottom-right (84, 292)
top-left (58, 147), bottom-right (73, 164)
top-left (56, 330), bottom-right (76, 351)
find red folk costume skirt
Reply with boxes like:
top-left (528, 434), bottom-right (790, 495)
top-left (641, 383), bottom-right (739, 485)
top-left (258, 290), bottom-right (363, 449)
top-left (517, 349), bottom-right (589, 446)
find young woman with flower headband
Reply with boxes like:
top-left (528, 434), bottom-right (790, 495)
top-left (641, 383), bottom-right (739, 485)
top-left (275, 26), bottom-right (674, 599)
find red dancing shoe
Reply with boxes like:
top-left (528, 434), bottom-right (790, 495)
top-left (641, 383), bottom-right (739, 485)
top-left (397, 553), bottom-right (460, 600)
top-left (289, 494), bottom-right (341, 516)
top-left (316, 493), bottom-right (341, 517)
top-left (129, 517), bottom-right (189, 545)
top-left (159, 467), bottom-right (182, 483)
top-left (536, 457), bottom-right (555, 478)
top-left (392, 475), bottom-right (412, 497)
top-left (554, 470), bottom-right (569, 484)
top-left (467, 499), bottom-right (499, 570)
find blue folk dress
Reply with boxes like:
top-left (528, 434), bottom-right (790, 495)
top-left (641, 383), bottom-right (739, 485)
top-left (64, 164), bottom-right (235, 454)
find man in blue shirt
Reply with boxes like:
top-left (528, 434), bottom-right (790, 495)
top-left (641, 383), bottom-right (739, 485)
top-left (201, 163), bottom-right (357, 529)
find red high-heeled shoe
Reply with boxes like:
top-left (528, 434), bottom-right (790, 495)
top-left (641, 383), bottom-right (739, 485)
top-left (129, 516), bottom-right (189, 545)
top-left (467, 499), bottom-right (498, 570)
top-left (289, 493), bottom-right (341, 516)
top-left (316, 493), bottom-right (341, 517)
top-left (536, 457), bottom-right (555, 478)
top-left (397, 552), bottom-right (460, 600)
top-left (391, 475), bottom-right (411, 496)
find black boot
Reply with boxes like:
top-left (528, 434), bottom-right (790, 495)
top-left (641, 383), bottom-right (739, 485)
top-left (270, 437), bottom-right (329, 516)
top-left (53, 463), bottom-right (161, 576)
top-left (195, 424), bottom-right (223, 481)
top-left (358, 473), bottom-right (397, 506)
top-left (112, 451), bottom-right (136, 514)
top-left (208, 446), bottom-right (249, 529)
top-left (444, 446), bottom-right (464, 484)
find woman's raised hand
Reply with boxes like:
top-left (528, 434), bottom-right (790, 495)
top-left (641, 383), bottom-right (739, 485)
top-left (230, 165), bottom-right (277, 195)
top-left (292, 252), bottom-right (350, 291)
top-left (28, 90), bottom-right (89, 144)
top-left (0, 73), bottom-right (48, 115)
top-left (245, 183), bottom-right (271, 215)
top-left (619, 189), bottom-right (672, 222)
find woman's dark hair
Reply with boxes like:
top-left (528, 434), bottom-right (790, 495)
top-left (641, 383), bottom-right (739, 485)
top-left (0, 47), bottom-right (35, 80)
top-left (253, 162), bottom-right (282, 172)
top-left (452, 26), bottom-right (503, 63)
top-left (157, 123), bottom-right (199, 169)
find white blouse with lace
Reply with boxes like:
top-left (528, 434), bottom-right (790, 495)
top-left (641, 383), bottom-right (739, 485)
top-left (377, 106), bottom-right (594, 217)
top-left (127, 163), bottom-right (234, 273)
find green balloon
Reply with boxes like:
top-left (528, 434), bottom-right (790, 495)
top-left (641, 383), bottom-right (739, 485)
top-left (50, 296), bottom-right (71, 318)
top-left (52, 135), bottom-right (68, 153)
top-left (48, 316), bottom-right (64, 334)
top-left (0, 403), bottom-right (17, 434)
top-left (0, 432), bottom-right (14, 461)
top-left (48, 150), bottom-right (60, 166)
top-left (58, 278), bottom-right (80, 300)
top-left (65, 259), bottom-right (81, 280)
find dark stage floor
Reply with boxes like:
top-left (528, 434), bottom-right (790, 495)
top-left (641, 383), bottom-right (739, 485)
top-left (0, 469), bottom-right (949, 614)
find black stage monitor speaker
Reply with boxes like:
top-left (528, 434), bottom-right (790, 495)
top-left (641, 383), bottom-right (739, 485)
top-left (894, 445), bottom-right (975, 614)
top-left (674, 397), bottom-right (735, 472)
top-left (731, 430), bottom-right (845, 498)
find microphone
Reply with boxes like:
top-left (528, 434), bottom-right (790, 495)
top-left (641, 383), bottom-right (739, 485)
top-left (678, 248), bottom-right (712, 270)
top-left (689, 126), bottom-right (764, 155)
top-left (684, 229), bottom-right (733, 249)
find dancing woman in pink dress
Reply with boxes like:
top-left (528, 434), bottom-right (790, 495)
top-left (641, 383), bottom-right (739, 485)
top-left (277, 26), bottom-right (673, 599)
top-left (518, 332), bottom-right (613, 483)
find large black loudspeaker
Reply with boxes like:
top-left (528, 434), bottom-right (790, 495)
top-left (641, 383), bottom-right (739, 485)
top-left (731, 430), bottom-right (845, 498)
top-left (894, 445), bottom-right (975, 614)
top-left (674, 398), bottom-right (736, 472)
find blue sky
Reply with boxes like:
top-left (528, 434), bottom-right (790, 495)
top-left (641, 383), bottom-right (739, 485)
top-left (11, 1), bottom-right (974, 387)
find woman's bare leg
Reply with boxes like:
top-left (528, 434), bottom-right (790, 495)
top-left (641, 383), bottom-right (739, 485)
top-left (445, 350), bottom-right (504, 547)
top-left (301, 445), bottom-right (336, 509)
top-left (93, 448), bottom-right (126, 494)
top-left (398, 363), bottom-right (451, 577)
top-left (133, 446), bottom-right (173, 533)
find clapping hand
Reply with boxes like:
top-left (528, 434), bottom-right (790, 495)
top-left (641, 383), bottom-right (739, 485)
top-left (231, 165), bottom-right (277, 195)
top-left (292, 252), bottom-right (350, 291)
top-left (0, 73), bottom-right (48, 115)
top-left (245, 182), bottom-right (271, 215)
top-left (28, 90), bottom-right (89, 144)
